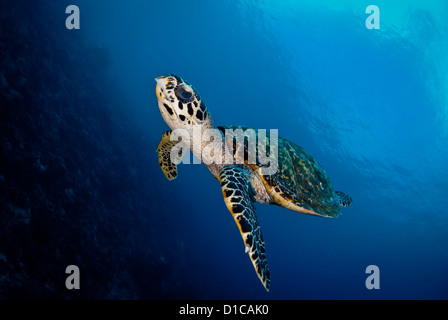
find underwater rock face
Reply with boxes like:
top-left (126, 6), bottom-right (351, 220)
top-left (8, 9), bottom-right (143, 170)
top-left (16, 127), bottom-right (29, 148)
top-left (0, 1), bottom-right (193, 299)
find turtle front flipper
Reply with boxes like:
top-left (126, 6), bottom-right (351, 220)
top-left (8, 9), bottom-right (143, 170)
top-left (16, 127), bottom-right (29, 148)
top-left (157, 130), bottom-right (187, 180)
top-left (219, 166), bottom-right (271, 291)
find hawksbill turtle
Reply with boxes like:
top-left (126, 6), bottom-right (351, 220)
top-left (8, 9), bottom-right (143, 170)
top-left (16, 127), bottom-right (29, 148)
top-left (155, 74), bottom-right (352, 291)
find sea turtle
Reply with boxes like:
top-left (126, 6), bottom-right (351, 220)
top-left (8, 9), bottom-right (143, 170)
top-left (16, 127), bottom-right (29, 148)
top-left (155, 74), bottom-right (352, 291)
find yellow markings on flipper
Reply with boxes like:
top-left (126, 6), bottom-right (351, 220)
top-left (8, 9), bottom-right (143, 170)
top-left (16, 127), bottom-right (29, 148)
top-left (219, 165), bottom-right (271, 291)
top-left (157, 130), bottom-right (185, 181)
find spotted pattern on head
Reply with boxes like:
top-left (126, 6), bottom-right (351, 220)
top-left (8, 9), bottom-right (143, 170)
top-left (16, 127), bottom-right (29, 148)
top-left (156, 74), bottom-right (209, 126)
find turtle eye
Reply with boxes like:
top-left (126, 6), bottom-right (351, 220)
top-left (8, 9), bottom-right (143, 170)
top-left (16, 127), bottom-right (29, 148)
top-left (175, 85), bottom-right (194, 102)
top-left (180, 89), bottom-right (192, 100)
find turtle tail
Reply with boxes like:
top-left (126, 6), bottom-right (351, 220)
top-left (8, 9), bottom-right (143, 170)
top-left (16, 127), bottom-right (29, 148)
top-left (335, 191), bottom-right (352, 207)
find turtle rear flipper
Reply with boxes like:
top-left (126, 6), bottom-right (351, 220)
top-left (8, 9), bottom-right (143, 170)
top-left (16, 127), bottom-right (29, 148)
top-left (219, 165), bottom-right (271, 291)
top-left (157, 130), bottom-right (187, 180)
top-left (335, 191), bottom-right (352, 207)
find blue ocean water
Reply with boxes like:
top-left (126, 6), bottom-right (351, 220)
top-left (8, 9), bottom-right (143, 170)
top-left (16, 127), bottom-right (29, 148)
top-left (2, 0), bottom-right (447, 300)
top-left (75, 0), bottom-right (448, 299)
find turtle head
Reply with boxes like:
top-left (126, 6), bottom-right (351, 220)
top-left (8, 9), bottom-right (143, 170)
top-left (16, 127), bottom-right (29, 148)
top-left (155, 74), bottom-right (212, 130)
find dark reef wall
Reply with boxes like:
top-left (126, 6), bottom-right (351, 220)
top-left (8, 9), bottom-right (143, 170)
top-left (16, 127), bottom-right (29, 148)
top-left (0, 1), bottom-right (192, 299)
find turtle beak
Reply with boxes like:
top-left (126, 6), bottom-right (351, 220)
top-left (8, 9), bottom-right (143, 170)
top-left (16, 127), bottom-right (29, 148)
top-left (155, 76), bottom-right (171, 104)
top-left (155, 76), bottom-right (166, 86)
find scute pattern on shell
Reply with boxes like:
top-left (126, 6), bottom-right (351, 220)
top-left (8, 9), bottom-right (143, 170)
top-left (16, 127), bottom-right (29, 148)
top-left (220, 125), bottom-right (342, 217)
